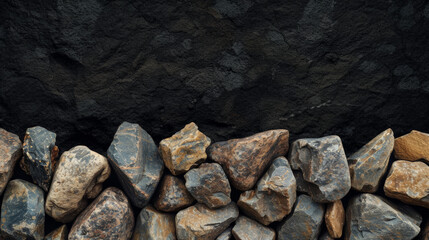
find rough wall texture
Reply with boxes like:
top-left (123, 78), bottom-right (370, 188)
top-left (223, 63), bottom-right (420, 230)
top-left (1, 0), bottom-right (429, 153)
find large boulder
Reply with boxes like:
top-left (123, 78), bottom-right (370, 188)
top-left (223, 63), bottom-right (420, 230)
top-left (0, 128), bottom-right (22, 195)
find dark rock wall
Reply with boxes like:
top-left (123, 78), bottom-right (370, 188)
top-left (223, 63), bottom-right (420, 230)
top-left (1, 0), bottom-right (429, 154)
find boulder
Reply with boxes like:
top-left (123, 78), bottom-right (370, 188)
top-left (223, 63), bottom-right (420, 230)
top-left (132, 205), bottom-right (176, 240)
top-left (232, 216), bottom-right (275, 240)
top-left (0, 128), bottom-right (22, 195)
top-left (45, 225), bottom-right (68, 240)
top-left (325, 200), bottom-right (345, 238)
top-left (154, 174), bottom-right (194, 212)
top-left (394, 130), bottom-right (429, 162)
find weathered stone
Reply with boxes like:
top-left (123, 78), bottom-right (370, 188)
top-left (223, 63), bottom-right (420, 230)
top-left (45, 225), bottom-right (68, 240)
top-left (238, 157), bottom-right (296, 225)
top-left (176, 202), bottom-right (239, 240)
top-left (277, 194), bottom-right (325, 240)
top-left (325, 200), bottom-right (345, 239)
top-left (159, 122), bottom-right (211, 175)
top-left (69, 187), bottom-right (134, 240)
top-left (345, 193), bottom-right (422, 240)
top-left (384, 160), bottom-right (429, 208)
top-left (348, 128), bottom-right (394, 193)
top-left (318, 232), bottom-right (335, 240)
top-left (289, 135), bottom-right (351, 202)
top-left (394, 130), bottom-right (429, 162)
top-left (108, 122), bottom-right (164, 208)
top-left (45, 145), bottom-right (111, 223)
top-left (0, 128), bottom-right (22, 195)
top-left (154, 174), bottom-right (194, 212)
top-left (208, 129), bottom-right (289, 191)
top-left (184, 163), bottom-right (231, 208)
top-left (132, 205), bottom-right (176, 240)
top-left (0, 179), bottom-right (44, 240)
top-left (21, 126), bottom-right (59, 192)
top-left (216, 228), bottom-right (232, 240)
top-left (232, 216), bottom-right (275, 240)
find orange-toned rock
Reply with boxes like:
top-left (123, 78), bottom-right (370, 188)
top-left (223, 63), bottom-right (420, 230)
top-left (325, 200), bottom-right (345, 238)
top-left (45, 225), bottom-right (68, 240)
top-left (232, 216), bottom-right (275, 240)
top-left (394, 130), bottom-right (429, 162)
top-left (154, 174), bottom-right (194, 212)
top-left (384, 160), bottom-right (429, 208)
top-left (208, 129), bottom-right (289, 191)
top-left (132, 205), bottom-right (176, 240)
top-left (0, 128), bottom-right (22, 195)
top-left (159, 122), bottom-right (211, 175)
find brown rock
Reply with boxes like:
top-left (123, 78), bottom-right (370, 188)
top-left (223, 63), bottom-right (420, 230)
top-left (325, 200), bottom-right (345, 238)
top-left (45, 225), bottom-right (68, 240)
top-left (0, 128), bottom-right (22, 195)
top-left (232, 216), bottom-right (276, 240)
top-left (132, 205), bottom-right (176, 240)
top-left (154, 174), bottom-right (194, 212)
top-left (159, 122), bottom-right (211, 175)
top-left (208, 129), bottom-right (289, 191)
top-left (45, 145), bottom-right (111, 223)
top-left (384, 160), bottom-right (429, 208)
top-left (394, 130), bottom-right (429, 162)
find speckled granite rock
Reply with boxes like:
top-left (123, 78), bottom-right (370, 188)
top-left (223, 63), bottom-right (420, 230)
top-left (21, 126), bottom-right (59, 192)
top-left (45, 145), bottom-right (111, 223)
top-left (345, 193), bottom-right (422, 240)
top-left (154, 174), bottom-right (194, 212)
top-left (45, 225), bottom-right (68, 240)
top-left (208, 129), bottom-right (289, 191)
top-left (384, 160), bottom-right (429, 208)
top-left (325, 200), bottom-right (345, 238)
top-left (159, 122), bottom-right (211, 175)
top-left (232, 216), bottom-right (275, 240)
top-left (394, 130), bottom-right (429, 162)
top-left (348, 128), bottom-right (394, 193)
top-left (184, 163), bottom-right (231, 208)
top-left (108, 122), bottom-right (164, 208)
top-left (176, 202), bottom-right (239, 240)
top-left (0, 179), bottom-right (44, 240)
top-left (289, 135), bottom-right (351, 202)
top-left (277, 194), bottom-right (325, 240)
top-left (69, 187), bottom-right (134, 240)
top-left (238, 157), bottom-right (296, 225)
top-left (216, 228), bottom-right (232, 240)
top-left (0, 128), bottom-right (22, 195)
top-left (132, 205), bottom-right (176, 240)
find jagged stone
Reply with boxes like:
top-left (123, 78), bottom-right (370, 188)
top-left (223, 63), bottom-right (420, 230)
top-left (108, 122), bottom-right (164, 208)
top-left (216, 228), bottom-right (232, 240)
top-left (45, 225), bottom-right (68, 240)
top-left (325, 200), bottom-right (345, 238)
top-left (394, 130), bottom-right (429, 162)
top-left (232, 216), bottom-right (275, 240)
top-left (132, 205), bottom-right (176, 240)
top-left (0, 128), bottom-right (22, 195)
top-left (154, 174), bottom-right (194, 212)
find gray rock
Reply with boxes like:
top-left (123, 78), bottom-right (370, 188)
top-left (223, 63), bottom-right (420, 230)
top-left (0, 128), bottom-right (22, 195)
top-left (216, 228), bottom-right (232, 240)
top-left (232, 216), bottom-right (275, 240)
top-left (132, 205), bottom-right (176, 240)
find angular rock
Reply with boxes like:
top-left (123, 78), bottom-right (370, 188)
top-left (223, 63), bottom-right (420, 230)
top-left (132, 205), bottom-right (176, 240)
top-left (45, 145), bottom-right (111, 223)
top-left (184, 163), bottom-right (231, 208)
top-left (45, 225), bottom-right (68, 240)
top-left (345, 193), bottom-right (422, 240)
top-left (154, 174), bottom-right (194, 212)
top-left (0, 179), bottom-right (44, 240)
top-left (277, 194), bottom-right (325, 240)
top-left (293, 170), bottom-right (310, 193)
top-left (21, 126), bottom-right (59, 191)
top-left (238, 157), bottom-right (296, 225)
top-left (348, 128), bottom-right (394, 193)
top-left (159, 122), bottom-right (211, 175)
top-left (232, 216), bottom-right (276, 240)
top-left (325, 200), bottom-right (345, 239)
top-left (384, 160), bottom-right (429, 208)
top-left (176, 202), bottom-right (239, 240)
top-left (289, 135), bottom-right (351, 202)
top-left (394, 130), bottom-right (429, 162)
top-left (0, 128), bottom-right (22, 195)
top-left (108, 122), bottom-right (164, 208)
top-left (69, 187), bottom-right (135, 240)
top-left (216, 228), bottom-right (232, 240)
top-left (208, 129), bottom-right (289, 191)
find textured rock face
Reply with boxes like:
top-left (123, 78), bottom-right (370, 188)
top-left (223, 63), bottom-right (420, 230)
top-left (232, 216), bottom-right (275, 240)
top-left (0, 128), bottom-right (22, 195)
top-left (325, 200), bottom-right (345, 238)
top-left (107, 122), bottom-right (164, 208)
top-left (208, 129), bottom-right (289, 191)
top-left (384, 160), bottom-right (429, 208)
top-left (159, 122), bottom-right (211, 175)
top-left (394, 130), bottom-right (429, 162)
top-left (45, 225), bottom-right (68, 240)
top-left (238, 156), bottom-right (296, 225)
top-left (216, 228), bottom-right (232, 240)
top-left (69, 187), bottom-right (135, 240)
top-left (345, 193), bottom-right (422, 240)
top-left (175, 202), bottom-right (239, 240)
top-left (184, 163), bottom-right (231, 208)
top-left (45, 145), bottom-right (111, 223)
top-left (154, 174), bottom-right (194, 212)
top-left (348, 128), bottom-right (394, 193)
top-left (289, 135), bottom-right (351, 202)
top-left (132, 206), bottom-right (176, 240)
top-left (0, 179), bottom-right (45, 240)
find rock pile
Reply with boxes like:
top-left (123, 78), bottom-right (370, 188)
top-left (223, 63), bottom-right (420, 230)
top-left (0, 123), bottom-right (428, 239)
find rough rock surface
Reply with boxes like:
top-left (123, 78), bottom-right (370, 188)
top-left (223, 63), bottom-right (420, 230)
top-left (238, 156), bottom-right (296, 225)
top-left (325, 200), bottom-right (345, 238)
top-left (216, 228), bottom-right (232, 240)
top-left (232, 216), bottom-right (276, 240)
top-left (107, 122), bottom-right (164, 208)
top-left (384, 160), bottom-right (429, 208)
top-left (394, 130), bottom-right (429, 162)
top-left (0, 179), bottom-right (44, 240)
top-left (45, 145), bottom-right (111, 223)
top-left (184, 163), bottom-right (231, 208)
top-left (345, 193), bottom-right (422, 240)
top-left (208, 129), bottom-right (289, 191)
top-left (176, 202), bottom-right (239, 240)
top-left (132, 206), bottom-right (176, 240)
top-left (159, 122), bottom-right (211, 175)
top-left (0, 128), bottom-right (22, 195)
top-left (348, 128), bottom-right (394, 193)
top-left (277, 194), bottom-right (325, 240)
top-left (45, 225), bottom-right (68, 240)
top-left (69, 187), bottom-right (134, 240)
top-left (154, 174), bottom-right (194, 212)
top-left (289, 135), bottom-right (351, 202)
